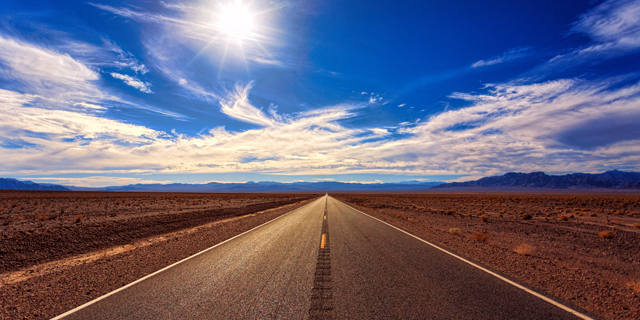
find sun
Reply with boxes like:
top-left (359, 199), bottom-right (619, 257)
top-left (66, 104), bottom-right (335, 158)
top-left (217, 1), bottom-right (255, 41)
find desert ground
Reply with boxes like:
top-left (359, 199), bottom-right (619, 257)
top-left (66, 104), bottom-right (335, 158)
top-left (0, 191), bottom-right (318, 319)
top-left (332, 192), bottom-right (640, 320)
top-left (1, 191), bottom-right (639, 319)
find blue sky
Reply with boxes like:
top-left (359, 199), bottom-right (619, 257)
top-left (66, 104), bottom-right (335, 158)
top-left (1, 0), bottom-right (639, 187)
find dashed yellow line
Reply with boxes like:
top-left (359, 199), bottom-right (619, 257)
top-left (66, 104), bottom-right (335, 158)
top-left (320, 234), bottom-right (326, 248)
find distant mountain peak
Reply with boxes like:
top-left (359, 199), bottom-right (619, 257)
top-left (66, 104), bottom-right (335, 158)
top-left (433, 170), bottom-right (640, 189)
top-left (0, 178), bottom-right (70, 191)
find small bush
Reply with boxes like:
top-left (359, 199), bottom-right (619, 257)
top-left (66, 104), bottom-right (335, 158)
top-left (514, 244), bottom-right (535, 256)
top-left (521, 213), bottom-right (533, 220)
top-left (480, 214), bottom-right (489, 223)
top-left (395, 212), bottom-right (405, 219)
top-left (448, 227), bottom-right (461, 235)
top-left (633, 223), bottom-right (640, 229)
top-left (558, 215), bottom-right (569, 221)
top-left (627, 281), bottom-right (640, 293)
top-left (589, 212), bottom-right (597, 217)
top-left (472, 232), bottom-right (490, 243)
top-left (598, 230), bottom-right (616, 239)
top-left (74, 214), bottom-right (84, 223)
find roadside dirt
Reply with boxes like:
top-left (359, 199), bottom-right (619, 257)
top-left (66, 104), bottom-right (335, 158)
top-left (0, 194), bottom-right (318, 320)
top-left (0, 191), bottom-right (316, 273)
top-left (332, 193), bottom-right (640, 320)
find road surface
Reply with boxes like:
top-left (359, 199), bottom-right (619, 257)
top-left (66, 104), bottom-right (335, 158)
top-left (54, 195), bottom-right (594, 319)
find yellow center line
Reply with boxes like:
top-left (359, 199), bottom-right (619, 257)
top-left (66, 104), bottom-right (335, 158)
top-left (320, 234), bottom-right (326, 248)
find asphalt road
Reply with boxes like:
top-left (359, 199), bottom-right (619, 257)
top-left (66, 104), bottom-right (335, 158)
top-left (55, 195), bottom-right (593, 319)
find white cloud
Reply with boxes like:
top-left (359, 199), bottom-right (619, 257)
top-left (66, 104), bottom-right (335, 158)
top-left (551, 0), bottom-right (640, 63)
top-left (0, 35), bottom-right (101, 101)
top-left (398, 103), bottom-right (406, 107)
top-left (252, 56), bottom-right (286, 67)
top-left (110, 72), bottom-right (154, 93)
top-left (471, 47), bottom-right (531, 68)
top-left (220, 82), bottom-right (275, 126)
top-left (0, 34), bottom-right (186, 120)
top-left (1, 73), bottom-right (639, 179)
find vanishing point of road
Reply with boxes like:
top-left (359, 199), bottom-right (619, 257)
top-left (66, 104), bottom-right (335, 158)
top-left (53, 195), bottom-right (596, 319)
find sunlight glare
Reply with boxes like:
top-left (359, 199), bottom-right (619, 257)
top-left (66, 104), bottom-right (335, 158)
top-left (218, 1), bottom-right (255, 41)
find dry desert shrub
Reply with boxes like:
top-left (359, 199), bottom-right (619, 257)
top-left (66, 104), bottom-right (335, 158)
top-left (74, 214), bottom-right (84, 223)
top-left (589, 212), bottom-right (597, 217)
top-left (627, 281), bottom-right (640, 293)
top-left (472, 231), bottom-right (490, 243)
top-left (395, 212), bottom-right (405, 219)
top-left (480, 214), bottom-right (489, 223)
top-left (598, 230), bottom-right (616, 239)
top-left (514, 244), bottom-right (535, 256)
top-left (521, 213), bottom-right (533, 220)
top-left (558, 215), bottom-right (570, 221)
top-left (634, 223), bottom-right (640, 229)
top-left (34, 214), bottom-right (50, 221)
top-left (448, 227), bottom-right (461, 235)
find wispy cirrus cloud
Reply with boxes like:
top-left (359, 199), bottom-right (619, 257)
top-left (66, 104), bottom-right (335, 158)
top-left (0, 33), bottom-right (187, 121)
top-left (110, 72), bottom-right (154, 94)
top-left (0, 35), bottom-right (101, 101)
top-left (471, 47), bottom-right (532, 68)
top-left (220, 82), bottom-right (276, 126)
top-left (551, 0), bottom-right (640, 64)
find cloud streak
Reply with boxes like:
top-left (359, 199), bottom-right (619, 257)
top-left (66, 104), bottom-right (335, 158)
top-left (110, 73), bottom-right (154, 93)
top-left (471, 47), bottom-right (531, 68)
top-left (551, 0), bottom-right (640, 64)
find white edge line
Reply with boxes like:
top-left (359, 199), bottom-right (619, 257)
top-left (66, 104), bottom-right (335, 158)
top-left (51, 197), bottom-right (323, 320)
top-left (332, 197), bottom-right (595, 320)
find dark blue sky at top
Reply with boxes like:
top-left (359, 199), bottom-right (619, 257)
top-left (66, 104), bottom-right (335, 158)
top-left (1, 0), bottom-right (639, 186)
top-left (0, 0), bottom-right (601, 132)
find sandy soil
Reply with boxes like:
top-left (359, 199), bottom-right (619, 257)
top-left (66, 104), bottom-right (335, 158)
top-left (0, 193), bottom-right (318, 320)
top-left (0, 191), bottom-right (317, 273)
top-left (332, 193), bottom-right (640, 320)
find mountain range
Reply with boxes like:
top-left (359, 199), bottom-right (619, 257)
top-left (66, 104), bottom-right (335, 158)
top-left (75, 180), bottom-right (443, 193)
top-left (0, 178), bottom-right (71, 191)
top-left (2, 170), bottom-right (639, 192)
top-left (433, 170), bottom-right (640, 189)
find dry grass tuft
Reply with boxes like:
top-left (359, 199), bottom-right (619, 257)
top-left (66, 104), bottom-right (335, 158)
top-left (448, 227), bottom-right (461, 235)
top-left (558, 215), bottom-right (570, 221)
top-left (472, 231), bottom-right (490, 243)
top-left (633, 223), bottom-right (640, 229)
top-left (514, 244), bottom-right (535, 256)
top-left (480, 214), bottom-right (489, 223)
top-left (589, 212), bottom-right (597, 217)
top-left (74, 214), bottom-right (84, 223)
top-left (598, 230), bottom-right (616, 239)
top-left (395, 212), bottom-right (405, 219)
